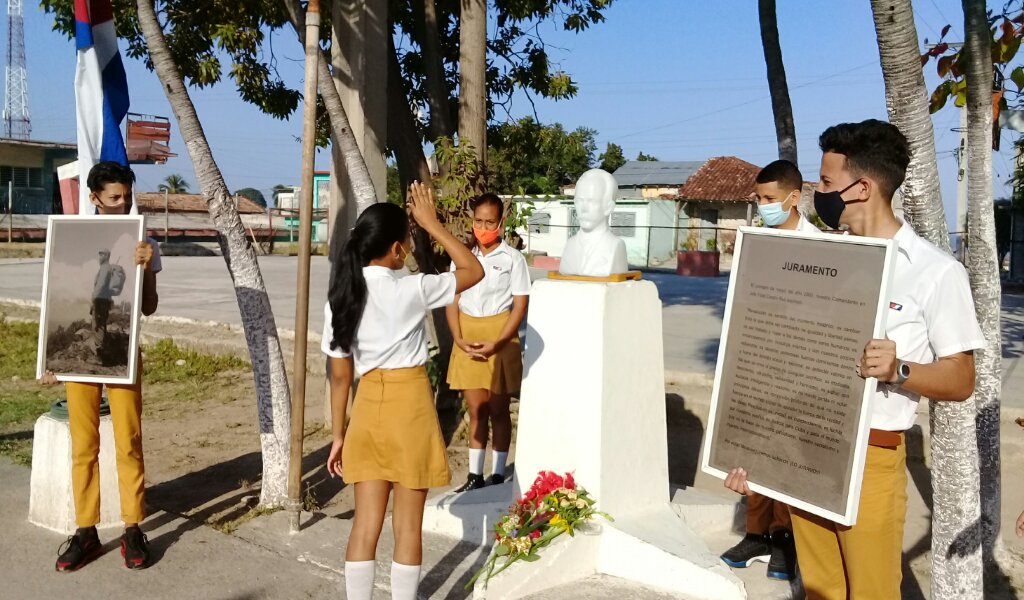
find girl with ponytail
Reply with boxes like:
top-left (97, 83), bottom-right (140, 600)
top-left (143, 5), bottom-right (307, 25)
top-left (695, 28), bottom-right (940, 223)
top-left (321, 182), bottom-right (483, 600)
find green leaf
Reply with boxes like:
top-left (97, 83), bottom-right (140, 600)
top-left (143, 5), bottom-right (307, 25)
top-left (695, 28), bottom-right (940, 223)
top-left (521, 553), bottom-right (541, 562)
top-left (1012, 67), bottom-right (1024, 92)
top-left (496, 544), bottom-right (511, 556)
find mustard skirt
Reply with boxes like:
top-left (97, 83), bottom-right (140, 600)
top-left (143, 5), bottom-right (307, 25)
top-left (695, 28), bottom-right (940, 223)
top-left (341, 366), bottom-right (451, 489)
top-left (447, 311), bottom-right (523, 395)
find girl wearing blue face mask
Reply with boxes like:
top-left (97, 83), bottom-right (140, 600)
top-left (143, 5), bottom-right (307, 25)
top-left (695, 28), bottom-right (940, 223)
top-left (752, 160), bottom-right (819, 233)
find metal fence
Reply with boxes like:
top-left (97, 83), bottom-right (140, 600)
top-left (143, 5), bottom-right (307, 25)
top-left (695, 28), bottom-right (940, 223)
top-left (0, 187), bottom-right (52, 215)
top-left (523, 223), bottom-right (972, 271)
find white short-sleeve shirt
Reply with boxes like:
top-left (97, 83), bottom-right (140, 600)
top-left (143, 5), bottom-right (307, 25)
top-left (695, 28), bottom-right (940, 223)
top-left (321, 266), bottom-right (456, 375)
top-left (795, 214), bottom-right (820, 234)
top-left (871, 222), bottom-right (985, 431)
top-left (450, 241), bottom-right (530, 317)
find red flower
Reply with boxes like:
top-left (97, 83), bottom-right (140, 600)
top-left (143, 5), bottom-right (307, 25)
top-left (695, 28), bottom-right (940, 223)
top-left (564, 472), bottom-right (576, 490)
top-left (530, 530), bottom-right (541, 540)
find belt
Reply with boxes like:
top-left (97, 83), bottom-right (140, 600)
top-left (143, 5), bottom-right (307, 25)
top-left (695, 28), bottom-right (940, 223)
top-left (868, 428), bottom-right (903, 449)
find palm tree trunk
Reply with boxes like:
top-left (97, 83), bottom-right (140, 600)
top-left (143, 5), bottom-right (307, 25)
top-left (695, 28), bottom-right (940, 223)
top-left (282, 0), bottom-right (378, 216)
top-left (870, 0), bottom-right (951, 248)
top-left (869, 2), bottom-right (982, 596)
top-left (458, 0), bottom-right (487, 192)
top-left (135, 0), bottom-right (291, 506)
top-left (963, 0), bottom-right (1004, 585)
top-left (757, 0), bottom-right (797, 164)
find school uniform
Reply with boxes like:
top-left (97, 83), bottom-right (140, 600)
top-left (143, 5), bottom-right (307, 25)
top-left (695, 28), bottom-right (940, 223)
top-left (795, 214), bottom-right (821, 234)
top-left (446, 241), bottom-right (531, 395)
top-left (789, 222), bottom-right (985, 599)
top-left (66, 239), bottom-right (162, 527)
top-left (321, 266), bottom-right (457, 489)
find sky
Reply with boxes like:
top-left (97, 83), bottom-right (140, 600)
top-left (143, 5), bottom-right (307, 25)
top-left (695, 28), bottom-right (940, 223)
top-left (16, 0), bottom-right (1018, 231)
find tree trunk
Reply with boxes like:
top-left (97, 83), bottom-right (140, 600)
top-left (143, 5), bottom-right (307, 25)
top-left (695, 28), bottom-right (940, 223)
top-left (416, 0), bottom-right (455, 141)
top-left (135, 0), bottom-right (291, 506)
top-left (963, 0), bottom-right (1004, 586)
top-left (870, 0), bottom-right (950, 248)
top-left (457, 0), bottom-right (487, 192)
top-left (282, 0), bottom-right (378, 216)
top-left (757, 0), bottom-right (797, 164)
top-left (869, 2), bottom-right (982, 596)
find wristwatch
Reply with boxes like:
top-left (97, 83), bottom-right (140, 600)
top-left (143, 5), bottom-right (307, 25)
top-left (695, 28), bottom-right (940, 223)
top-left (895, 360), bottom-right (911, 385)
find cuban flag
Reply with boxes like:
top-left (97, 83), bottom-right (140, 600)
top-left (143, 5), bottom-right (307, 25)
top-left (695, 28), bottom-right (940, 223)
top-left (75, 0), bottom-right (132, 215)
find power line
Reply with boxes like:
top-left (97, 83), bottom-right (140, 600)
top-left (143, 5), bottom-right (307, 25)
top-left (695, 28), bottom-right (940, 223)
top-left (609, 60), bottom-right (880, 141)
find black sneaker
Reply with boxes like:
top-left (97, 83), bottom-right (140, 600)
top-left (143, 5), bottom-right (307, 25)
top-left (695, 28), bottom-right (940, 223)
top-left (120, 526), bottom-right (150, 570)
top-left (55, 526), bottom-right (102, 572)
top-left (767, 529), bottom-right (797, 580)
top-left (453, 473), bottom-right (486, 493)
top-left (487, 473), bottom-right (506, 486)
top-left (720, 532), bottom-right (771, 568)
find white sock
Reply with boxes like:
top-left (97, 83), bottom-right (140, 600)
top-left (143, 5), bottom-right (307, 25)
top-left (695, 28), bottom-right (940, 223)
top-left (390, 561), bottom-right (421, 600)
top-left (492, 451), bottom-right (509, 477)
top-left (345, 560), bottom-right (376, 600)
top-left (469, 448), bottom-right (485, 475)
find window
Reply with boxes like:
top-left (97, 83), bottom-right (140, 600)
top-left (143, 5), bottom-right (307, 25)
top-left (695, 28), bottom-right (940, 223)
top-left (610, 211), bottom-right (636, 238)
top-left (0, 165), bottom-right (44, 188)
top-left (528, 212), bottom-right (551, 233)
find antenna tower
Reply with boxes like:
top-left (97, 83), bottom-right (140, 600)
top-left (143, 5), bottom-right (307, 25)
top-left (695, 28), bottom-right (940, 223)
top-left (4, 0), bottom-right (29, 139)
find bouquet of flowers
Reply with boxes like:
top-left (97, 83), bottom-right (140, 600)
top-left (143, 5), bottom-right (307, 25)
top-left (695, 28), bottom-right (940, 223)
top-left (467, 471), bottom-right (613, 588)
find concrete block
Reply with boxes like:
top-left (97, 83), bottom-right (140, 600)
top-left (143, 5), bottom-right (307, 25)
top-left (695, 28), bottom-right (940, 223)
top-left (422, 482), bottom-right (513, 546)
top-left (28, 413), bottom-right (122, 534)
top-left (669, 486), bottom-right (744, 537)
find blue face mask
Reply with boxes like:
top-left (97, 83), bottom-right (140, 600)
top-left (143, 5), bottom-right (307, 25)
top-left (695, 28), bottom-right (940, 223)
top-left (757, 198), bottom-right (792, 227)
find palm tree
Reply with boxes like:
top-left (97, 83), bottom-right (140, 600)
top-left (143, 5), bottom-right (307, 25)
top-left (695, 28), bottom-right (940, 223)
top-left (869, 1), bottom-right (982, 596)
top-left (136, 0), bottom-right (292, 507)
top-left (157, 174), bottom-right (189, 194)
top-left (962, 0), bottom-right (1004, 584)
top-left (758, 0), bottom-right (797, 164)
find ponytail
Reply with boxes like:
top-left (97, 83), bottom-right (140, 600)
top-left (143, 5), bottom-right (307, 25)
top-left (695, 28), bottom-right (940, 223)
top-left (327, 203), bottom-right (409, 353)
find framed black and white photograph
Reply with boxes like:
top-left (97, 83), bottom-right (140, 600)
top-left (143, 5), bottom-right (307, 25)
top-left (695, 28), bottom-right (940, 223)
top-left (36, 215), bottom-right (145, 384)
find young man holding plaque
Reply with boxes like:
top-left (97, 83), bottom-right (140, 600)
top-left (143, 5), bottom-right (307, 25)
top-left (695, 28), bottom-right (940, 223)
top-left (719, 159), bottom-right (810, 581)
top-left (729, 119), bottom-right (984, 599)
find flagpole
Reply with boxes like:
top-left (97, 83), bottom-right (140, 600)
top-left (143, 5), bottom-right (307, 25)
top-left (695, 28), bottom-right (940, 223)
top-left (288, 0), bottom-right (320, 534)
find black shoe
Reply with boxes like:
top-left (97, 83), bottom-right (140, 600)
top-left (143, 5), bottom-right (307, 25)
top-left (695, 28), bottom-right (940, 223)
top-left (120, 526), bottom-right (150, 570)
top-left (55, 526), bottom-right (102, 572)
top-left (720, 532), bottom-right (772, 568)
top-left (453, 473), bottom-right (486, 493)
top-left (486, 473), bottom-right (506, 486)
top-left (767, 529), bottom-right (797, 580)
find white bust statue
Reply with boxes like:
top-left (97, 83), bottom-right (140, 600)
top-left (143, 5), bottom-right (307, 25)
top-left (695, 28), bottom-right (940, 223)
top-left (559, 169), bottom-right (629, 277)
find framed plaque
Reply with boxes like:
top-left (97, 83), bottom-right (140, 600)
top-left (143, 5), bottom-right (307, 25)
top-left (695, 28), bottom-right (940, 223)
top-left (36, 215), bottom-right (145, 385)
top-left (701, 226), bottom-right (896, 525)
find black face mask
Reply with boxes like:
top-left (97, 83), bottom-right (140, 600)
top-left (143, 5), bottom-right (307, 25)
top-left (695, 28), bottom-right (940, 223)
top-left (813, 180), bottom-right (861, 229)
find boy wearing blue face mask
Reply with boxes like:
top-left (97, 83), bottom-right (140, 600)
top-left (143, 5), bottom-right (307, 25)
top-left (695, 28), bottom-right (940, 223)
top-left (752, 159), bottom-right (818, 233)
top-left (718, 159), bottom-right (806, 582)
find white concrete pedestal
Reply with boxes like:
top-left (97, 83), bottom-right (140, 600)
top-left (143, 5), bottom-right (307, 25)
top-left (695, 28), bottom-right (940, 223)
top-left (424, 279), bottom-right (744, 599)
top-left (28, 413), bottom-right (123, 534)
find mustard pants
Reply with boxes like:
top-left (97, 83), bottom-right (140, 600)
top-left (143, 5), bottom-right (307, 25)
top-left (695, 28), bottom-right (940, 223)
top-left (790, 440), bottom-right (907, 600)
top-left (66, 375), bottom-right (146, 527)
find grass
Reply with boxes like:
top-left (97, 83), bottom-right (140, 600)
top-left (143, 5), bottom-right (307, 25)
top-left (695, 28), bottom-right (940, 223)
top-left (144, 338), bottom-right (249, 383)
top-left (206, 505), bottom-right (282, 534)
top-left (0, 242), bottom-right (45, 259)
top-left (0, 318), bottom-right (252, 464)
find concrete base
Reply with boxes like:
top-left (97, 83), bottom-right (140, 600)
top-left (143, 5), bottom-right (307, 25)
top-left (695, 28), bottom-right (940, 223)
top-left (474, 506), bottom-right (743, 599)
top-left (425, 279), bottom-right (745, 598)
top-left (28, 413), bottom-right (122, 534)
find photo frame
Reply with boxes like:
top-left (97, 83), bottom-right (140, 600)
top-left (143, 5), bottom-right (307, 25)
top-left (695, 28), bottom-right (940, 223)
top-left (36, 215), bottom-right (145, 385)
top-left (701, 226), bottom-right (896, 526)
